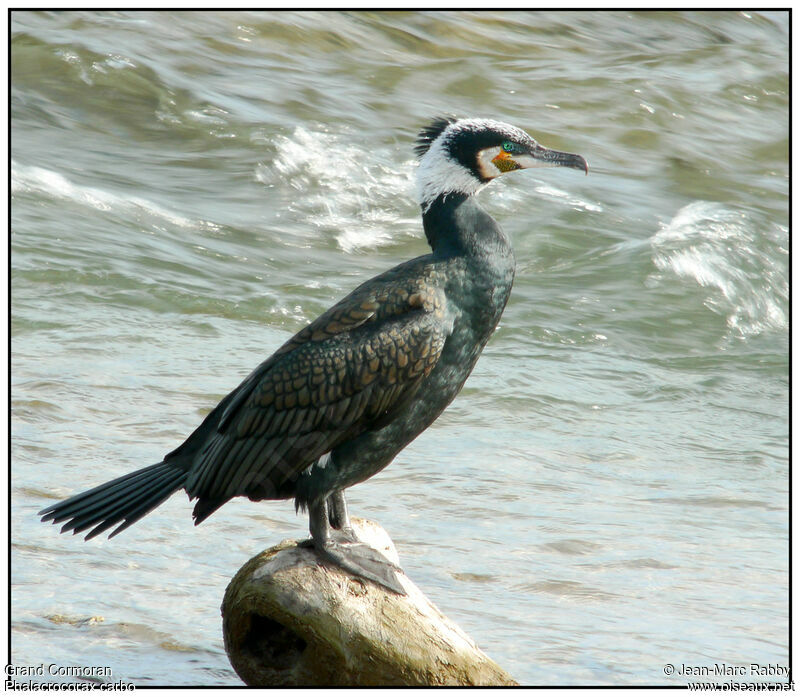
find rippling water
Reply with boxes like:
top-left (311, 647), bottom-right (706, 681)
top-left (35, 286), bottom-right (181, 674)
top-left (11, 10), bottom-right (788, 686)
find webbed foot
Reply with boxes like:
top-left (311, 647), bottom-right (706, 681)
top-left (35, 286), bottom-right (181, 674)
top-left (302, 494), bottom-right (406, 595)
top-left (316, 532), bottom-right (406, 595)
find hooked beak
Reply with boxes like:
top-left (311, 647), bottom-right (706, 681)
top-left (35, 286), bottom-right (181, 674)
top-left (498, 144), bottom-right (588, 175)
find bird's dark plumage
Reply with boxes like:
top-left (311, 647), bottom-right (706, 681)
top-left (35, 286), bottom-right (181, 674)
top-left (184, 263), bottom-right (449, 521)
top-left (40, 117), bottom-right (587, 593)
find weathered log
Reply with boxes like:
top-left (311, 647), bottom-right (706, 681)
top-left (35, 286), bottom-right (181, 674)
top-left (221, 518), bottom-right (517, 686)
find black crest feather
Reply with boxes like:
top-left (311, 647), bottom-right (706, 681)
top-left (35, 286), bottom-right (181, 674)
top-left (414, 116), bottom-right (459, 158)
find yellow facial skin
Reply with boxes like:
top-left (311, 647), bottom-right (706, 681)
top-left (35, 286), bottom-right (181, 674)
top-left (476, 146), bottom-right (522, 179)
top-left (491, 149), bottom-right (523, 173)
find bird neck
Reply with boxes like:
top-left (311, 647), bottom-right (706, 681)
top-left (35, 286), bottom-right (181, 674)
top-left (421, 193), bottom-right (512, 262)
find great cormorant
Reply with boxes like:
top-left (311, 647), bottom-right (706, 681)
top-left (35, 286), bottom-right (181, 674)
top-left (40, 117), bottom-right (587, 594)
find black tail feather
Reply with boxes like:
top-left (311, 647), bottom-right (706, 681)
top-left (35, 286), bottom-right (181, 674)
top-left (45, 465), bottom-right (174, 526)
top-left (39, 460), bottom-right (187, 540)
top-left (62, 467), bottom-right (182, 537)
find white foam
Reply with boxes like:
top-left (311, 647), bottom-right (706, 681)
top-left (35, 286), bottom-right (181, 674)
top-left (258, 127), bottom-right (417, 253)
top-left (11, 160), bottom-right (218, 231)
top-left (651, 201), bottom-right (787, 337)
top-left (534, 183), bottom-right (603, 212)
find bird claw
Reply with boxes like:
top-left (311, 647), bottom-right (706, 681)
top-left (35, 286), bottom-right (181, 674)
top-left (300, 530), bottom-right (406, 595)
top-left (316, 538), bottom-right (406, 595)
top-left (300, 494), bottom-right (405, 594)
top-left (332, 525), bottom-right (358, 544)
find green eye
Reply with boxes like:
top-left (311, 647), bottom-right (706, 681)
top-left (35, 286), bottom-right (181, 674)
top-left (501, 140), bottom-right (515, 153)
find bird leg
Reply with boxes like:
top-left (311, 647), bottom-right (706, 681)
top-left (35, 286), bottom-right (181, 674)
top-left (327, 489), bottom-right (352, 534)
top-left (302, 495), bottom-right (406, 595)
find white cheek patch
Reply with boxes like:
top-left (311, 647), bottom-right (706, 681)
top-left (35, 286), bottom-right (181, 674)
top-left (476, 146), bottom-right (503, 179)
top-left (417, 139), bottom-right (488, 211)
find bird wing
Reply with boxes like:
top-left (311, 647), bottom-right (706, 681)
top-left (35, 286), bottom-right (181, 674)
top-left (184, 267), bottom-right (450, 515)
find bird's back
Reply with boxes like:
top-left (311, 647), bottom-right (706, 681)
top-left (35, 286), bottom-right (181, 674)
top-left (173, 253), bottom-right (457, 520)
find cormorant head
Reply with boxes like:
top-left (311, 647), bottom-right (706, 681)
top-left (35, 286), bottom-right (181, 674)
top-left (415, 116), bottom-right (587, 211)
